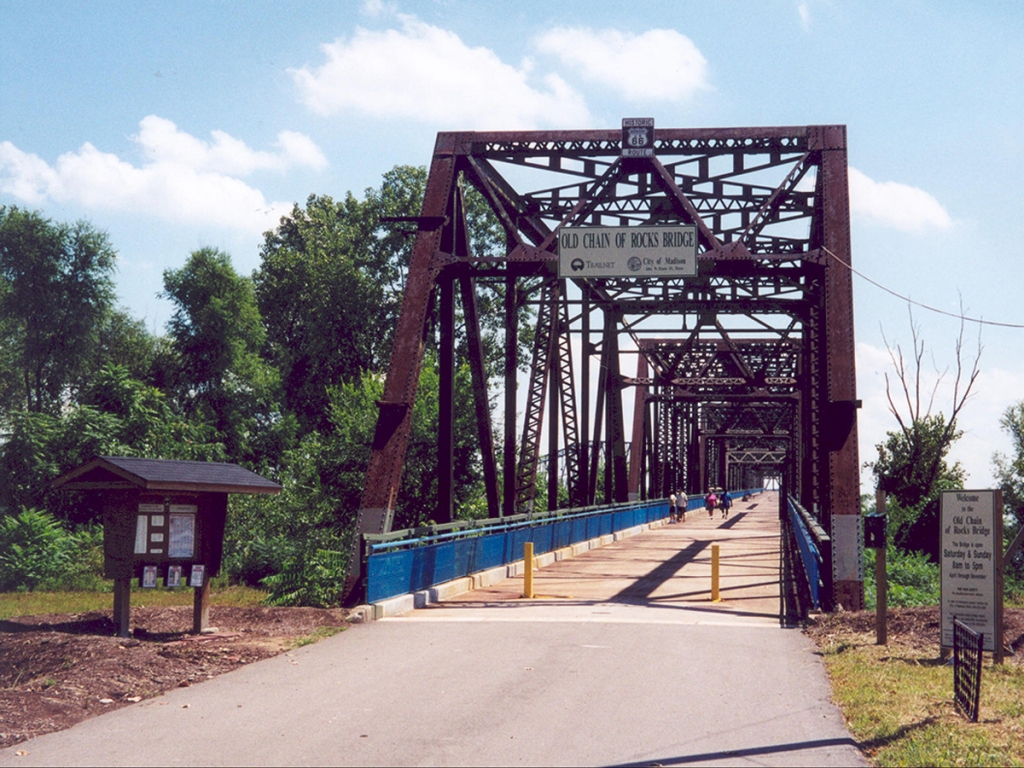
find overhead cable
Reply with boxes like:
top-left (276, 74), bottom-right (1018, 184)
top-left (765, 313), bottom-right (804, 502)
top-left (821, 246), bottom-right (1024, 329)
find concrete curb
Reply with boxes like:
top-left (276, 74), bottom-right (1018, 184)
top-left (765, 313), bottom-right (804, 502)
top-left (364, 516), bottom-right (668, 619)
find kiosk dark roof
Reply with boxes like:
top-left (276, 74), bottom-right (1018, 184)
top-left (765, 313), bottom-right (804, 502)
top-left (51, 456), bottom-right (281, 495)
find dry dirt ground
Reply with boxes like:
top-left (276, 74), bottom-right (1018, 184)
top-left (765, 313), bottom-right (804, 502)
top-left (0, 605), bottom-right (350, 750)
top-left (804, 605), bottom-right (1024, 661)
top-left (3, 605), bottom-right (1022, 752)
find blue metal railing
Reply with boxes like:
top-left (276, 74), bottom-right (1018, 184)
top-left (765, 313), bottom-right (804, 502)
top-left (365, 489), bottom-right (764, 603)
top-left (787, 494), bottom-right (828, 609)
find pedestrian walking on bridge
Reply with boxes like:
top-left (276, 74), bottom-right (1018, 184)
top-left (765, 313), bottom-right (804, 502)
top-left (704, 490), bottom-right (717, 518)
top-left (720, 490), bottom-right (732, 519)
top-left (669, 492), bottom-right (678, 523)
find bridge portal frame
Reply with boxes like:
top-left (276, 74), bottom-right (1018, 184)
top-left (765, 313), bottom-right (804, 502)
top-left (343, 125), bottom-right (862, 610)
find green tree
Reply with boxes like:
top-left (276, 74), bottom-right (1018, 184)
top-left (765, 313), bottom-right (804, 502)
top-left (872, 413), bottom-right (966, 513)
top-left (76, 364), bottom-right (225, 462)
top-left (323, 355), bottom-right (484, 530)
top-left (871, 417), bottom-right (967, 556)
top-left (255, 194), bottom-right (389, 433)
top-left (221, 353), bottom-right (485, 602)
top-left (869, 311), bottom-right (980, 558)
top-left (95, 308), bottom-right (164, 385)
top-left (162, 247), bottom-right (291, 465)
top-left (993, 402), bottom-right (1024, 520)
top-left (993, 401), bottom-right (1024, 579)
top-left (0, 207), bottom-right (117, 416)
top-left (255, 167), bottom-right (428, 433)
top-left (255, 166), bottom-right (514, 435)
top-left (393, 354), bottom-right (484, 528)
top-left (0, 364), bottom-right (224, 522)
top-left (222, 375), bottom-right (383, 600)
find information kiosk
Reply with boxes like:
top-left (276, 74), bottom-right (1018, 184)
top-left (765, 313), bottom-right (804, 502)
top-left (51, 456), bottom-right (281, 636)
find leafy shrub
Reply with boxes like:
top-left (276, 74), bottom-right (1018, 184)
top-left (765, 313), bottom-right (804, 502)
top-left (224, 533), bottom-right (295, 588)
top-left (864, 547), bottom-right (940, 609)
top-left (0, 508), bottom-right (107, 592)
top-left (223, 439), bottom-right (353, 605)
top-left (56, 525), bottom-right (107, 591)
top-left (0, 507), bottom-right (73, 591)
top-left (261, 546), bottom-right (348, 608)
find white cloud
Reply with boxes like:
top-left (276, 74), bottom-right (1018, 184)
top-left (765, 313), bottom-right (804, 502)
top-left (797, 2), bottom-right (811, 30)
top-left (290, 16), bottom-right (591, 129)
top-left (534, 27), bottom-right (709, 101)
top-left (0, 142), bottom-right (57, 204)
top-left (0, 117), bottom-right (325, 234)
top-left (848, 166), bottom-right (952, 233)
top-left (135, 116), bottom-right (326, 175)
top-left (361, 0), bottom-right (396, 18)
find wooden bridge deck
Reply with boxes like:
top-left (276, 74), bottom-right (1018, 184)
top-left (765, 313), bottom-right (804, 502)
top-left (443, 491), bottom-right (784, 624)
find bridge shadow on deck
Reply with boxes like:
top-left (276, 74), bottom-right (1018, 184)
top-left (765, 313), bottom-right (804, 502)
top-left (609, 540), bottom-right (710, 602)
top-left (608, 512), bottom-right (746, 603)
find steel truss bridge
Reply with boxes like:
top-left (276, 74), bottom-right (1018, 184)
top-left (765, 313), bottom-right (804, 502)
top-left (343, 125), bottom-right (863, 611)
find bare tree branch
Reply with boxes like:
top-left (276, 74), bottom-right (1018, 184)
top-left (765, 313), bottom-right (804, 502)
top-left (876, 301), bottom-right (983, 508)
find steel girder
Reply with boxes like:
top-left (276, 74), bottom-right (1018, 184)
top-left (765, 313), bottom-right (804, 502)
top-left (342, 126), bottom-right (861, 610)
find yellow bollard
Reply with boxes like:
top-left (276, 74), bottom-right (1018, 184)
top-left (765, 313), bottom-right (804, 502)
top-left (523, 541), bottom-right (534, 598)
top-left (711, 543), bottom-right (720, 602)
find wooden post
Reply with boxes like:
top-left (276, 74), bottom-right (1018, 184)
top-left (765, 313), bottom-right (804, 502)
top-left (193, 577), bottom-right (210, 634)
top-left (995, 489), bottom-right (1004, 665)
top-left (875, 489), bottom-right (887, 645)
top-left (113, 576), bottom-right (131, 638)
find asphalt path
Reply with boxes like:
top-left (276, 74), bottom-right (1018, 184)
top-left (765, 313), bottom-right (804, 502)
top-left (0, 493), bottom-right (866, 767)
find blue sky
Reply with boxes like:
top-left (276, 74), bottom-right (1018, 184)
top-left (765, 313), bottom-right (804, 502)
top-left (2, 0), bottom-right (1023, 491)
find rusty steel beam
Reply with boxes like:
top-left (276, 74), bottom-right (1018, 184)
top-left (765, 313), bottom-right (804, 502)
top-left (553, 297), bottom-right (584, 507)
top-left (342, 138), bottom-right (456, 601)
top-left (516, 279), bottom-right (559, 512)
top-left (459, 273), bottom-right (500, 517)
top-left (815, 125), bottom-right (862, 611)
top-left (503, 271), bottom-right (517, 515)
top-left (603, 320), bottom-right (629, 503)
top-left (628, 354), bottom-right (648, 500)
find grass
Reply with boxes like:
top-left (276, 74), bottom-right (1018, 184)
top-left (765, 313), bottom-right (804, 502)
top-left (818, 630), bottom-right (1024, 766)
top-left (0, 584), bottom-right (268, 620)
top-left (289, 625), bottom-right (346, 648)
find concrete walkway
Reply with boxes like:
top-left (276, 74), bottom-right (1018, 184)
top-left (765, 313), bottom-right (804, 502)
top-left (0, 493), bottom-right (865, 767)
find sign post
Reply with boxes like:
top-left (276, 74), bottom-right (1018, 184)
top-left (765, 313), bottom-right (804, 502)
top-left (940, 489), bottom-right (1004, 663)
top-left (867, 490), bottom-right (888, 645)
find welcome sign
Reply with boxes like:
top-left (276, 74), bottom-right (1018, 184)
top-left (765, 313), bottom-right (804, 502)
top-left (940, 489), bottom-right (1003, 653)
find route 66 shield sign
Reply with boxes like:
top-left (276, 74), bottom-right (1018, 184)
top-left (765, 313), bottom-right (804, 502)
top-left (621, 118), bottom-right (654, 157)
top-left (627, 128), bottom-right (648, 146)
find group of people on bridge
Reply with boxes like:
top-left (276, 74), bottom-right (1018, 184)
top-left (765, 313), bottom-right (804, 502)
top-left (667, 489), bottom-right (732, 523)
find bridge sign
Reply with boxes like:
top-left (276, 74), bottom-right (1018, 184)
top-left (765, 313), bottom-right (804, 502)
top-left (558, 225), bottom-right (697, 278)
